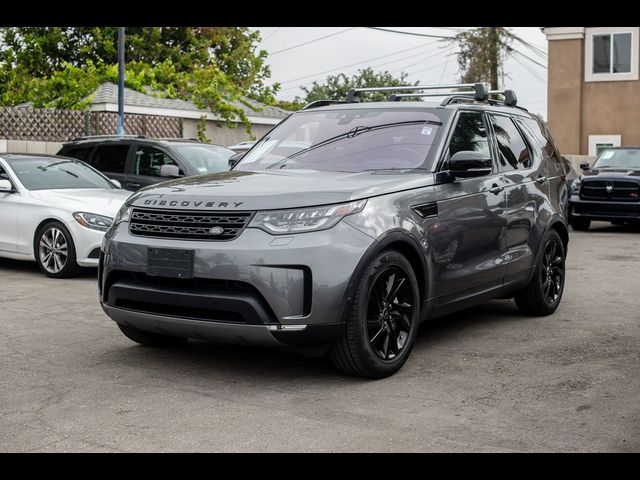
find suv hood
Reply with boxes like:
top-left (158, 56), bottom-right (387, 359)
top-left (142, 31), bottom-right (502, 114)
top-left (29, 188), bottom-right (132, 217)
top-left (128, 169), bottom-right (436, 210)
top-left (582, 168), bottom-right (640, 179)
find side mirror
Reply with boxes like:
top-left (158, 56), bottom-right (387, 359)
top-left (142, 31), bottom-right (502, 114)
top-left (0, 179), bottom-right (15, 193)
top-left (448, 151), bottom-right (492, 178)
top-left (228, 152), bottom-right (244, 170)
top-left (579, 162), bottom-right (590, 171)
top-left (110, 179), bottom-right (122, 188)
top-left (159, 164), bottom-right (181, 178)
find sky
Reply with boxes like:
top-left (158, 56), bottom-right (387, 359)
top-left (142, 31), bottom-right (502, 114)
top-left (251, 27), bottom-right (548, 118)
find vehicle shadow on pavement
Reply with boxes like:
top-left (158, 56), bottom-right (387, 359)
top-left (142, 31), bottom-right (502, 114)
top-left (103, 300), bottom-right (521, 383)
top-left (584, 222), bottom-right (640, 234)
top-left (0, 257), bottom-right (97, 279)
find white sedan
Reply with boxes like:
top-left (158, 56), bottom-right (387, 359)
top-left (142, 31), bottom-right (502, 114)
top-left (0, 154), bottom-right (132, 278)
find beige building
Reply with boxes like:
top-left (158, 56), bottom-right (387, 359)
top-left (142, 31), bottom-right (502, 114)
top-left (544, 27), bottom-right (640, 156)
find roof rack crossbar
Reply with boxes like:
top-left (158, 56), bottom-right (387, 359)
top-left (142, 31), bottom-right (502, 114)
top-left (388, 91), bottom-right (476, 101)
top-left (69, 134), bottom-right (146, 142)
top-left (346, 82), bottom-right (489, 102)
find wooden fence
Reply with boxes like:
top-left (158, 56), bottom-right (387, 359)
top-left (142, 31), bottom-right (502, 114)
top-left (0, 107), bottom-right (182, 142)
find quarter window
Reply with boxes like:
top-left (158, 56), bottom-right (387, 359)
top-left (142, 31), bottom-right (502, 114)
top-left (133, 146), bottom-right (178, 177)
top-left (489, 115), bottom-right (532, 171)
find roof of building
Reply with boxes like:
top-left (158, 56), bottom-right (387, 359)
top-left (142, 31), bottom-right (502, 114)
top-left (89, 82), bottom-right (289, 121)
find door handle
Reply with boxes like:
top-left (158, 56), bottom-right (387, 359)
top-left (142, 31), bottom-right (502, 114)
top-left (536, 176), bottom-right (547, 184)
top-left (127, 183), bottom-right (141, 189)
top-left (489, 184), bottom-right (504, 195)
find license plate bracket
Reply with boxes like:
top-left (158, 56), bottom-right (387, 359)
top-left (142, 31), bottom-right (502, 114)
top-left (146, 248), bottom-right (194, 279)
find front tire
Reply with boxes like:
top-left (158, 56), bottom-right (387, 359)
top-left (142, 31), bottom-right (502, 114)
top-left (570, 218), bottom-right (590, 231)
top-left (514, 230), bottom-right (566, 316)
top-left (117, 323), bottom-right (188, 347)
top-left (34, 221), bottom-right (82, 278)
top-left (329, 250), bottom-right (420, 379)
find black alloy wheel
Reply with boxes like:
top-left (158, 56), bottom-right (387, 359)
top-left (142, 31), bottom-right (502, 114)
top-left (366, 266), bottom-right (414, 361)
top-left (540, 237), bottom-right (564, 304)
top-left (329, 249), bottom-right (420, 378)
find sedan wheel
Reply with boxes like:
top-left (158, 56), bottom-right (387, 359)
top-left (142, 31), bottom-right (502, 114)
top-left (34, 221), bottom-right (81, 278)
top-left (39, 227), bottom-right (69, 274)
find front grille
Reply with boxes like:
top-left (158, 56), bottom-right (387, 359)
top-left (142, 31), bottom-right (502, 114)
top-left (129, 208), bottom-right (253, 240)
top-left (580, 180), bottom-right (640, 202)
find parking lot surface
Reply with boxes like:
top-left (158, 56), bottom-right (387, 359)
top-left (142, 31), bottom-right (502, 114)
top-left (1, 222), bottom-right (639, 452)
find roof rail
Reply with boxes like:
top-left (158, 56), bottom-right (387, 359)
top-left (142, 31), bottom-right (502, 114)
top-left (488, 89), bottom-right (518, 107)
top-left (68, 134), bottom-right (146, 142)
top-left (346, 82), bottom-right (489, 103)
top-left (302, 100), bottom-right (351, 110)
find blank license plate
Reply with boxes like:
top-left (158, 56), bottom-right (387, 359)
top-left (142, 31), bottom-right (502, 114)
top-left (146, 248), bottom-right (194, 279)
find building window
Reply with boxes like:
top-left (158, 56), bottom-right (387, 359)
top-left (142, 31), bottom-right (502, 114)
top-left (585, 28), bottom-right (639, 82)
top-left (588, 135), bottom-right (621, 157)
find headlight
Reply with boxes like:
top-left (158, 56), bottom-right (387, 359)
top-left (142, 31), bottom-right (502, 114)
top-left (73, 212), bottom-right (114, 231)
top-left (570, 178), bottom-right (581, 194)
top-left (248, 199), bottom-right (367, 234)
top-left (112, 204), bottom-right (131, 225)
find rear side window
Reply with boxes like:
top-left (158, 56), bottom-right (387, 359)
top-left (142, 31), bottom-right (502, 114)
top-left (62, 146), bottom-right (94, 162)
top-left (92, 144), bottom-right (129, 173)
top-left (489, 115), bottom-right (532, 171)
top-left (519, 117), bottom-right (560, 162)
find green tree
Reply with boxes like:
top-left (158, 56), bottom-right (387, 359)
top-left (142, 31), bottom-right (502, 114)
top-left (0, 27), bottom-right (279, 135)
top-left (300, 68), bottom-right (417, 103)
top-left (452, 27), bottom-right (513, 89)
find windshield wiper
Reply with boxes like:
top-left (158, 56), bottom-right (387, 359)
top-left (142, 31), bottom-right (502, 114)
top-left (265, 120), bottom-right (441, 170)
top-left (361, 167), bottom-right (428, 172)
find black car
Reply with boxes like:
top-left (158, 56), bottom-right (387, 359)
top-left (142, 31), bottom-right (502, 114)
top-left (58, 136), bottom-right (234, 191)
top-left (569, 147), bottom-right (640, 230)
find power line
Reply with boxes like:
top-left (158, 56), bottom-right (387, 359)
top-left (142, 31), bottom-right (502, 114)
top-left (278, 40), bottom-right (440, 87)
top-left (511, 34), bottom-right (548, 58)
top-left (269, 28), bottom-right (357, 56)
top-left (389, 46), bottom-right (451, 74)
top-left (511, 54), bottom-right (546, 83)
top-left (509, 47), bottom-right (548, 69)
top-left (439, 45), bottom-right (455, 83)
top-left (364, 27), bottom-right (455, 40)
top-left (262, 27), bottom-right (281, 43)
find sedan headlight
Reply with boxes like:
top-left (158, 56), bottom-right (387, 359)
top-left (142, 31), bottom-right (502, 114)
top-left (73, 212), bottom-right (114, 231)
top-left (248, 199), bottom-right (367, 234)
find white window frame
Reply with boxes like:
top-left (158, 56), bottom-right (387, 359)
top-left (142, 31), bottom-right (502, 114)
top-left (588, 135), bottom-right (621, 156)
top-left (585, 27), bottom-right (639, 82)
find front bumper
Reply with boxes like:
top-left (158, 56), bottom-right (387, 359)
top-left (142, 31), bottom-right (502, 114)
top-left (66, 221), bottom-right (107, 267)
top-left (99, 220), bottom-right (375, 346)
top-left (569, 195), bottom-right (640, 222)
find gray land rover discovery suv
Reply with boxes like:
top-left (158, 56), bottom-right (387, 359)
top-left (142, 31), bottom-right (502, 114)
top-left (99, 83), bottom-right (569, 378)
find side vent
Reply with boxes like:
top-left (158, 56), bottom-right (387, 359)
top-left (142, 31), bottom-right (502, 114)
top-left (412, 202), bottom-right (438, 219)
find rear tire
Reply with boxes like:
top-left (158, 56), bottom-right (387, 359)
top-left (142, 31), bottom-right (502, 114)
top-left (570, 218), bottom-right (590, 231)
top-left (514, 230), bottom-right (566, 316)
top-left (329, 250), bottom-right (420, 379)
top-left (117, 323), bottom-right (187, 347)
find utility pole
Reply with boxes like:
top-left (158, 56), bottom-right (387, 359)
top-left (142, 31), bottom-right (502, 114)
top-left (488, 27), bottom-right (499, 90)
top-left (117, 27), bottom-right (125, 137)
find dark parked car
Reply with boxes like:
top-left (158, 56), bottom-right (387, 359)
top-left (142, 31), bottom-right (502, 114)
top-left (99, 83), bottom-right (569, 378)
top-left (569, 147), bottom-right (640, 230)
top-left (58, 136), bottom-right (234, 191)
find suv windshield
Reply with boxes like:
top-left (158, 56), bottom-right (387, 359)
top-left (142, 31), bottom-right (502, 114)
top-left (592, 148), bottom-right (640, 169)
top-left (6, 157), bottom-right (115, 191)
top-left (171, 143), bottom-right (235, 174)
top-left (236, 108), bottom-right (445, 173)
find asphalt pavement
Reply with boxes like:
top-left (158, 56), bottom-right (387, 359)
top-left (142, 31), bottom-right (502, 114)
top-left (1, 222), bottom-right (639, 452)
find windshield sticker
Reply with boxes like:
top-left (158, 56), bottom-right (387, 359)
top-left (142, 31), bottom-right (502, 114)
top-left (421, 126), bottom-right (433, 136)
